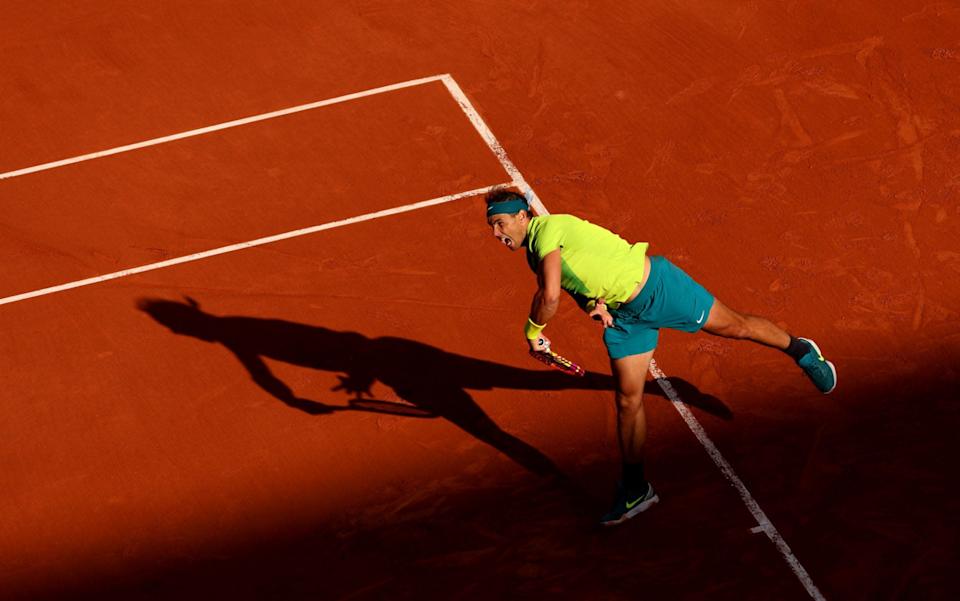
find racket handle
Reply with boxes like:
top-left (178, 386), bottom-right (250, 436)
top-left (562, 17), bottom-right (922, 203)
top-left (529, 348), bottom-right (585, 377)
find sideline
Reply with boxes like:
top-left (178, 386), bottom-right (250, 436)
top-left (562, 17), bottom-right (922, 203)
top-left (0, 75), bottom-right (447, 181)
top-left (0, 184), bottom-right (506, 307)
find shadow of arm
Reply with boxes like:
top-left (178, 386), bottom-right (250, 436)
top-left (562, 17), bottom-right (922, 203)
top-left (233, 350), bottom-right (336, 415)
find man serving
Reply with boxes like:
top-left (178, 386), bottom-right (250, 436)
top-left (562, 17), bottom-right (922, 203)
top-left (485, 189), bottom-right (836, 526)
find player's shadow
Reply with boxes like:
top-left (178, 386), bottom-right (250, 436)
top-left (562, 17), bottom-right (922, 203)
top-left (646, 378), bottom-right (733, 420)
top-left (137, 297), bottom-right (616, 480)
top-left (138, 297), bottom-right (733, 479)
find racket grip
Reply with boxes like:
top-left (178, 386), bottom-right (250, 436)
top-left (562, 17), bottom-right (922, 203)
top-left (529, 348), bottom-right (585, 377)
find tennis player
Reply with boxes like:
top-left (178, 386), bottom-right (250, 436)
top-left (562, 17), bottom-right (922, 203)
top-left (485, 189), bottom-right (836, 526)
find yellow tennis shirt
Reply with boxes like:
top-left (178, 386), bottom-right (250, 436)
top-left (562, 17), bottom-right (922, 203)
top-left (524, 214), bottom-right (648, 310)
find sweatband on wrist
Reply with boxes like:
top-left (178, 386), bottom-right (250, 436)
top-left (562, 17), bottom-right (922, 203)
top-left (524, 317), bottom-right (546, 340)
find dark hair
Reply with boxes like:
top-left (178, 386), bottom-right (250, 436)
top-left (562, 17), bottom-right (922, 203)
top-left (485, 189), bottom-right (526, 206)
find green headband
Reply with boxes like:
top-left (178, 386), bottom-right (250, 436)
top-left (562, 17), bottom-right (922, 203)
top-left (486, 198), bottom-right (529, 217)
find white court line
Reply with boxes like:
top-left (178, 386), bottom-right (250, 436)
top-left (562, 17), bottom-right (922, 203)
top-left (0, 74), bottom-right (512, 306)
top-left (0, 74), bottom-right (446, 180)
top-left (0, 184), bottom-right (505, 307)
top-left (442, 77), bottom-right (826, 601)
top-left (649, 363), bottom-right (827, 601)
top-left (439, 75), bottom-right (546, 215)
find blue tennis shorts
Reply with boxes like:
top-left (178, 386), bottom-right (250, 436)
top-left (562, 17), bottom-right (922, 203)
top-left (603, 256), bottom-right (715, 360)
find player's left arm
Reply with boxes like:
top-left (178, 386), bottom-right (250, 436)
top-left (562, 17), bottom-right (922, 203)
top-left (526, 249), bottom-right (561, 350)
top-left (588, 298), bottom-right (614, 328)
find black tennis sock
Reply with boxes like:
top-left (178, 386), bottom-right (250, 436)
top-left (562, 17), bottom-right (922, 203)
top-left (784, 336), bottom-right (810, 361)
top-left (623, 462), bottom-right (647, 496)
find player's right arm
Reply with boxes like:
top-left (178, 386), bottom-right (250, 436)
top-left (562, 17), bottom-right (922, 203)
top-left (526, 249), bottom-right (561, 351)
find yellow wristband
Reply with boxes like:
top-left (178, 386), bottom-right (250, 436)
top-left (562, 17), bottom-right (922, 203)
top-left (524, 317), bottom-right (546, 340)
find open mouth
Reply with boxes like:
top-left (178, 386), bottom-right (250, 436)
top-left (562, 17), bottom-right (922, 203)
top-left (501, 237), bottom-right (513, 249)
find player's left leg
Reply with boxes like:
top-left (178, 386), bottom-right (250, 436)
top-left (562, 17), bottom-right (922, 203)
top-left (600, 349), bottom-right (660, 526)
top-left (702, 298), bottom-right (837, 394)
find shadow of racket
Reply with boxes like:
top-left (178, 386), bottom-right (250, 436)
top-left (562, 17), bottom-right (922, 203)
top-left (339, 398), bottom-right (436, 418)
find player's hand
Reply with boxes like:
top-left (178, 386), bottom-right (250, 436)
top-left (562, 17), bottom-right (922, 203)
top-left (589, 299), bottom-right (614, 328)
top-left (528, 334), bottom-right (551, 352)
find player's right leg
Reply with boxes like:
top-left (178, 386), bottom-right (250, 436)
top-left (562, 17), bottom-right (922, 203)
top-left (702, 299), bottom-right (837, 394)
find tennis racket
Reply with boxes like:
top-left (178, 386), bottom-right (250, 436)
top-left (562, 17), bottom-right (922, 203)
top-left (529, 341), bottom-right (585, 377)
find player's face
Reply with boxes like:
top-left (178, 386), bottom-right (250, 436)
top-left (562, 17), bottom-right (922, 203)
top-left (487, 212), bottom-right (526, 251)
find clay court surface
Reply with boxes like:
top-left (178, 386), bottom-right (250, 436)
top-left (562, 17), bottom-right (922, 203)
top-left (2, 2), bottom-right (959, 599)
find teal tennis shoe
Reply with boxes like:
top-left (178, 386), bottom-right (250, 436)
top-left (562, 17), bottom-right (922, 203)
top-left (600, 482), bottom-right (659, 526)
top-left (797, 337), bottom-right (837, 394)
